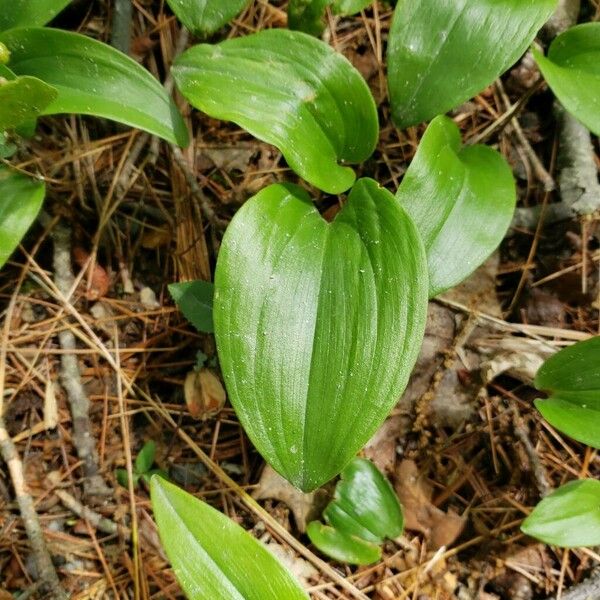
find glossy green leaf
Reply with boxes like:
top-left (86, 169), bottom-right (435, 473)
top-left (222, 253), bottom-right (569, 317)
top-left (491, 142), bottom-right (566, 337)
top-left (165, 0), bottom-right (249, 37)
top-left (533, 23), bottom-right (600, 136)
top-left (324, 458), bottom-right (403, 543)
top-left (135, 440), bottom-right (156, 474)
top-left (534, 337), bottom-right (600, 448)
top-left (0, 0), bottom-right (71, 31)
top-left (521, 479), bottom-right (600, 547)
top-left (0, 76), bottom-right (57, 131)
top-left (396, 115), bottom-right (516, 297)
top-left (214, 178), bottom-right (428, 492)
top-left (0, 167), bottom-right (45, 268)
top-left (151, 477), bottom-right (309, 600)
top-left (0, 28), bottom-right (189, 146)
top-left (387, 0), bottom-right (556, 128)
top-left (173, 29), bottom-right (378, 194)
top-left (169, 279), bottom-right (214, 333)
top-left (306, 521), bottom-right (381, 564)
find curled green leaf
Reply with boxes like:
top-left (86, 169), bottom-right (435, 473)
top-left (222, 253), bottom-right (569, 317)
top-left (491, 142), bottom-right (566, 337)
top-left (521, 479), bottom-right (600, 547)
top-left (0, 75), bottom-right (57, 131)
top-left (173, 29), bottom-right (378, 193)
top-left (396, 116), bottom-right (515, 297)
top-left (151, 477), bottom-right (309, 600)
top-left (214, 178), bottom-right (428, 491)
top-left (387, 0), bottom-right (556, 128)
top-left (0, 28), bottom-right (189, 146)
top-left (533, 23), bottom-right (600, 136)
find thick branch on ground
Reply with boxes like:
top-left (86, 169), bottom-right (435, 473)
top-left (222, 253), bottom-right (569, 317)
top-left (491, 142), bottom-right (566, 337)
top-left (0, 425), bottom-right (67, 600)
top-left (51, 222), bottom-right (111, 497)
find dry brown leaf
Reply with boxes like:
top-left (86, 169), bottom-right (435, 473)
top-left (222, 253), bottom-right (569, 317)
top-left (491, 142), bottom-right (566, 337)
top-left (395, 460), bottom-right (466, 550)
top-left (252, 465), bottom-right (326, 532)
top-left (73, 246), bottom-right (110, 300)
top-left (183, 368), bottom-right (226, 419)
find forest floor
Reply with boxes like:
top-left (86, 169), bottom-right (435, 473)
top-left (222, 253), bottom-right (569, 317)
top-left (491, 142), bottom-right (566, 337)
top-left (1, 1), bottom-right (599, 599)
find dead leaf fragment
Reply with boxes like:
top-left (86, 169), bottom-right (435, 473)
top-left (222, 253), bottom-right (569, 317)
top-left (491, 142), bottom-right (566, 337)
top-left (394, 460), bottom-right (466, 550)
top-left (183, 368), bottom-right (226, 419)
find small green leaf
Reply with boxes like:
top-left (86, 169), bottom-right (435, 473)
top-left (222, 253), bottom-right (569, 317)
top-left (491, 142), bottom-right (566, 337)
top-left (151, 477), bottom-right (309, 600)
top-left (135, 440), bottom-right (156, 474)
top-left (306, 521), bottom-right (381, 564)
top-left (534, 337), bottom-right (600, 448)
top-left (288, 0), bottom-right (332, 36)
top-left (0, 0), bottom-right (71, 31)
top-left (166, 0), bottom-right (249, 37)
top-left (173, 29), bottom-right (378, 194)
top-left (0, 76), bottom-right (57, 131)
top-left (533, 23), bottom-right (600, 137)
top-left (324, 457), bottom-right (403, 544)
top-left (0, 41), bottom-right (9, 63)
top-left (333, 0), bottom-right (372, 15)
top-left (168, 279), bottom-right (214, 333)
top-left (521, 480), bottom-right (600, 547)
top-left (0, 167), bottom-right (45, 268)
top-left (115, 468), bottom-right (140, 489)
top-left (214, 179), bottom-right (428, 491)
top-left (0, 28), bottom-right (189, 146)
top-left (387, 0), bottom-right (556, 128)
top-left (396, 115), bottom-right (516, 297)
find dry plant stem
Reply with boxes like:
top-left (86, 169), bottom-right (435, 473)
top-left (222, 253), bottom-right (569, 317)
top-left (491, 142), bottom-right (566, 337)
top-left (52, 221), bottom-right (111, 497)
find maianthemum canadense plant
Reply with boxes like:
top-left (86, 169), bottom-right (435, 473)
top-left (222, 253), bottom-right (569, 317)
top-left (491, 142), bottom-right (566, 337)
top-left (2, 0), bottom-right (600, 597)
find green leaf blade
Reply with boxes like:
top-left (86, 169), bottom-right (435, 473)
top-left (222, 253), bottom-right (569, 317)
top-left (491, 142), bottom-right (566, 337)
top-left (0, 0), bottom-right (71, 31)
top-left (396, 115), bottom-right (516, 297)
top-left (0, 167), bottom-right (45, 268)
top-left (169, 279), bottom-right (214, 333)
top-left (173, 29), bottom-right (378, 194)
top-left (166, 0), bottom-right (249, 37)
top-left (533, 23), bottom-right (600, 136)
top-left (151, 477), bottom-right (309, 600)
top-left (306, 521), bottom-right (381, 565)
top-left (0, 75), bottom-right (57, 131)
top-left (214, 179), bottom-right (428, 491)
top-left (387, 0), bottom-right (556, 128)
top-left (0, 28), bottom-right (189, 146)
top-left (135, 440), bottom-right (156, 474)
top-left (521, 480), bottom-right (600, 547)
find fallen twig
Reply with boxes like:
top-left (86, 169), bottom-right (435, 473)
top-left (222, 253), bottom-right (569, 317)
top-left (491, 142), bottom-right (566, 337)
top-left (51, 221), bottom-right (111, 497)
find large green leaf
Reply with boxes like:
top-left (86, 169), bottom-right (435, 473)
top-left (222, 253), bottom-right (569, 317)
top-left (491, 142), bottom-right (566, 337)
top-left (169, 279), bottom-right (214, 333)
top-left (306, 521), bottom-right (381, 564)
top-left (396, 115), bottom-right (515, 297)
top-left (0, 0), bottom-right (71, 31)
top-left (214, 178), bottom-right (428, 492)
top-left (0, 75), bottom-right (57, 131)
top-left (521, 480), bottom-right (600, 547)
top-left (387, 0), bottom-right (556, 128)
top-left (0, 167), bottom-right (45, 268)
top-left (0, 28), bottom-right (189, 146)
top-left (534, 337), bottom-right (600, 449)
top-left (173, 29), bottom-right (378, 194)
top-left (151, 477), bottom-right (309, 600)
top-left (533, 23), bottom-right (600, 137)
top-left (166, 0), bottom-right (249, 37)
